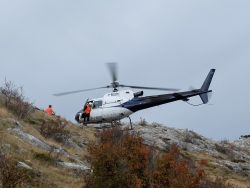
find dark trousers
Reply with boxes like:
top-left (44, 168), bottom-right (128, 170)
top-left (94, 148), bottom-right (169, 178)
top-left (82, 113), bottom-right (90, 122)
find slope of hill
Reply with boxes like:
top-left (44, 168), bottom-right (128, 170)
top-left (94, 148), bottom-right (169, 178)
top-left (126, 122), bottom-right (250, 187)
top-left (0, 98), bottom-right (250, 187)
top-left (0, 99), bottom-right (96, 187)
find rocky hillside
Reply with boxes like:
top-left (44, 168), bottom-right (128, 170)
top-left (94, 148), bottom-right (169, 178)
top-left (92, 122), bottom-right (250, 187)
top-left (127, 123), bottom-right (250, 187)
top-left (1, 101), bottom-right (250, 187)
top-left (0, 102), bottom-right (96, 187)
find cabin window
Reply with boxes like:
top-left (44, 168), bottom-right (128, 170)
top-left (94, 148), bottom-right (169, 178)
top-left (93, 100), bottom-right (103, 109)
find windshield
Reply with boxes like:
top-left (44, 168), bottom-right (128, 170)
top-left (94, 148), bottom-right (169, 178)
top-left (92, 100), bottom-right (103, 109)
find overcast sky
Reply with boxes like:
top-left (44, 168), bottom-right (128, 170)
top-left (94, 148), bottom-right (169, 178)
top-left (1, 0), bottom-right (250, 140)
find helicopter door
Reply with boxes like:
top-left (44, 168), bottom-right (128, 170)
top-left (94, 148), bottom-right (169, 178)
top-left (91, 100), bottom-right (103, 122)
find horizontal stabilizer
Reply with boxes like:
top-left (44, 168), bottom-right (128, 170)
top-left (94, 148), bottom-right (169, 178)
top-left (200, 91), bottom-right (212, 104)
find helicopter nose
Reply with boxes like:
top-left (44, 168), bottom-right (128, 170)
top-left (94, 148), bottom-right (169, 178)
top-left (75, 112), bottom-right (80, 123)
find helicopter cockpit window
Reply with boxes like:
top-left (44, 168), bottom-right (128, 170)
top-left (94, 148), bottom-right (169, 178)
top-left (93, 100), bottom-right (103, 109)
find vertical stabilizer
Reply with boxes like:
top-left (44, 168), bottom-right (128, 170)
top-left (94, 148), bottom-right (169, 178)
top-left (200, 69), bottom-right (215, 104)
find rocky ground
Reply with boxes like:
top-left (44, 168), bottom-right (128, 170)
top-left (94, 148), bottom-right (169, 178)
top-left (127, 123), bottom-right (250, 187)
top-left (1, 105), bottom-right (250, 187)
top-left (0, 108), bottom-right (96, 187)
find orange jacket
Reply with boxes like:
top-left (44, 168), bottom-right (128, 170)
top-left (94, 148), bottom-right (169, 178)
top-left (84, 104), bottom-right (91, 114)
top-left (44, 107), bottom-right (55, 115)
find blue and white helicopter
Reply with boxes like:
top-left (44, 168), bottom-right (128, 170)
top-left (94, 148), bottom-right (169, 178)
top-left (54, 63), bottom-right (215, 125)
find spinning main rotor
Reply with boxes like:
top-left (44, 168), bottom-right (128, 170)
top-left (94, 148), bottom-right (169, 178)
top-left (53, 63), bottom-right (179, 96)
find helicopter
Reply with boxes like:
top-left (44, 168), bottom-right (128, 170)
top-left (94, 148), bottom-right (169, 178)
top-left (53, 63), bottom-right (215, 125)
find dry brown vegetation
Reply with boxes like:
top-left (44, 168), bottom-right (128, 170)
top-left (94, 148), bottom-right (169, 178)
top-left (85, 127), bottom-right (238, 188)
top-left (0, 79), bottom-right (33, 119)
top-left (0, 97), bottom-right (96, 187)
top-left (0, 154), bottom-right (33, 188)
top-left (39, 118), bottom-right (70, 143)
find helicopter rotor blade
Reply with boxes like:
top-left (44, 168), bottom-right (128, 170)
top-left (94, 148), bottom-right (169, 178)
top-left (119, 84), bottom-right (179, 91)
top-left (107, 62), bottom-right (118, 83)
top-left (53, 86), bottom-right (110, 96)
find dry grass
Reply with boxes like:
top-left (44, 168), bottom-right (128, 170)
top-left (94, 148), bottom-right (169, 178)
top-left (226, 178), bottom-right (250, 188)
top-left (41, 165), bottom-right (85, 187)
top-left (0, 136), bottom-right (86, 187)
top-left (0, 105), bottom-right (95, 188)
top-left (0, 154), bottom-right (33, 188)
top-left (188, 152), bottom-right (250, 188)
top-left (0, 107), bottom-right (11, 118)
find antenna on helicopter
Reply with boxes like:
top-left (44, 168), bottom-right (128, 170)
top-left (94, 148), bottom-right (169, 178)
top-left (53, 63), bottom-right (179, 96)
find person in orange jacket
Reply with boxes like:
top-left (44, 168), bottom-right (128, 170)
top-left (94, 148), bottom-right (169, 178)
top-left (83, 102), bottom-right (92, 122)
top-left (44, 105), bottom-right (55, 116)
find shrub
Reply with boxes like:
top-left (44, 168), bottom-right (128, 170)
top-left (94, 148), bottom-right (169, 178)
top-left (214, 143), bottom-right (238, 162)
top-left (0, 154), bottom-right (31, 188)
top-left (33, 151), bottom-right (54, 163)
top-left (199, 159), bottom-right (209, 166)
top-left (85, 127), bottom-right (206, 188)
top-left (0, 79), bottom-right (33, 119)
top-left (86, 127), bottom-right (151, 188)
top-left (150, 144), bottom-right (205, 188)
top-left (39, 119), bottom-right (70, 143)
top-left (138, 118), bottom-right (148, 126)
top-left (183, 130), bottom-right (203, 144)
top-left (215, 143), bottom-right (228, 154)
top-left (32, 149), bottom-right (60, 166)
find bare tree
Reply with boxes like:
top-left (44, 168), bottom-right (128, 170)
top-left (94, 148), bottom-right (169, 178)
top-left (0, 79), bottom-right (33, 119)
